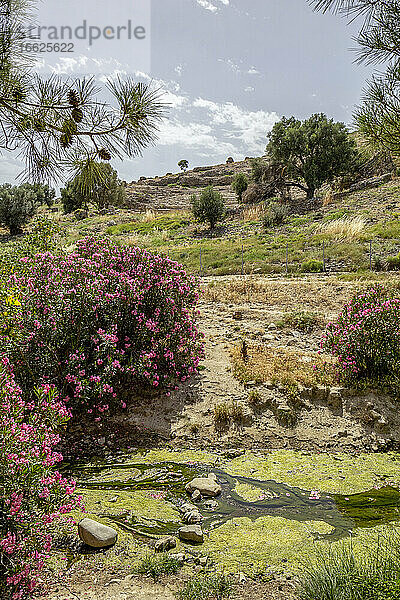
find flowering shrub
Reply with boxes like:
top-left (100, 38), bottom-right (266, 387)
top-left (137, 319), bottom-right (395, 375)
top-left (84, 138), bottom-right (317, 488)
top-left (0, 358), bottom-right (79, 600)
top-left (1, 237), bottom-right (204, 414)
top-left (321, 285), bottom-right (400, 385)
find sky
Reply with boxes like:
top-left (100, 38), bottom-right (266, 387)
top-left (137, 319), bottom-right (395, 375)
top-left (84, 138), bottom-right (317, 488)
top-left (1, 0), bottom-right (374, 185)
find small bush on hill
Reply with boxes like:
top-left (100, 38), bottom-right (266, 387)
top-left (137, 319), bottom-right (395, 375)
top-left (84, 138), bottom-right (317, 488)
top-left (321, 285), bottom-right (400, 387)
top-left (231, 173), bottom-right (249, 202)
top-left (0, 237), bottom-right (204, 414)
top-left (301, 259), bottom-right (324, 273)
top-left (0, 360), bottom-right (79, 600)
top-left (135, 553), bottom-right (181, 581)
top-left (191, 186), bottom-right (225, 230)
top-left (263, 202), bottom-right (288, 227)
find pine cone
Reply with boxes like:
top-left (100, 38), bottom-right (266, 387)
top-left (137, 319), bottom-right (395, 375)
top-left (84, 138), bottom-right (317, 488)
top-left (71, 108), bottom-right (83, 123)
top-left (67, 89), bottom-right (80, 107)
top-left (98, 148), bottom-right (111, 161)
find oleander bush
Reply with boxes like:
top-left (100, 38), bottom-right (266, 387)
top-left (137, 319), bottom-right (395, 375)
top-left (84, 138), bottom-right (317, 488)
top-left (0, 359), bottom-right (79, 600)
top-left (321, 285), bottom-right (400, 387)
top-left (0, 237), bottom-right (204, 415)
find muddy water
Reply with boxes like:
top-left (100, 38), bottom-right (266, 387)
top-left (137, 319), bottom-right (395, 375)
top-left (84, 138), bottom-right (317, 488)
top-left (72, 457), bottom-right (400, 542)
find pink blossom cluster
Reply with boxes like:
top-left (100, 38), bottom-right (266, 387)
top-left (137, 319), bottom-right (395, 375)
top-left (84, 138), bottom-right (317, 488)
top-left (0, 358), bottom-right (82, 600)
top-left (1, 237), bottom-right (204, 415)
top-left (320, 285), bottom-right (400, 384)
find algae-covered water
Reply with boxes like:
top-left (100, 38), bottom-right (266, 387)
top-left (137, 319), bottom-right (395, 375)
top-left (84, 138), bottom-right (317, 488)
top-left (71, 451), bottom-right (400, 543)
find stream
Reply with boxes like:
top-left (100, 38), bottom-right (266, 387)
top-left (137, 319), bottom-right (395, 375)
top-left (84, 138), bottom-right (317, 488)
top-left (72, 456), bottom-right (400, 543)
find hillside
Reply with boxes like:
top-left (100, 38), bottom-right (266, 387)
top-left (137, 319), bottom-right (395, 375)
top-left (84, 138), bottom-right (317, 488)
top-left (124, 158), bottom-right (254, 211)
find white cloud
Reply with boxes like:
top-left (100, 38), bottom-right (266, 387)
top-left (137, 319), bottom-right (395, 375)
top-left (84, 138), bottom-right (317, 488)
top-left (248, 66), bottom-right (260, 75)
top-left (196, 0), bottom-right (218, 12)
top-left (196, 0), bottom-right (230, 12)
top-left (244, 86), bottom-right (255, 93)
top-left (192, 97), bottom-right (279, 153)
top-left (157, 120), bottom-right (236, 154)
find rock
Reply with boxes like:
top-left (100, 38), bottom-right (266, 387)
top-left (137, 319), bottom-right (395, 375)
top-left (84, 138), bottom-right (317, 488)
top-left (74, 208), bottom-right (88, 221)
top-left (203, 499), bottom-right (219, 510)
top-left (268, 323), bottom-right (277, 330)
top-left (185, 476), bottom-right (222, 497)
top-left (183, 510), bottom-right (202, 524)
top-left (179, 525), bottom-right (204, 544)
top-left (191, 489), bottom-right (202, 502)
top-left (169, 553), bottom-right (185, 565)
top-left (78, 518), bottom-right (118, 548)
top-left (154, 536), bottom-right (177, 553)
top-left (223, 448), bottom-right (245, 459)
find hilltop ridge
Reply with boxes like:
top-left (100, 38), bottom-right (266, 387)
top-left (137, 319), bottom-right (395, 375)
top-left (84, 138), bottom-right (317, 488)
top-left (125, 157), bottom-right (254, 211)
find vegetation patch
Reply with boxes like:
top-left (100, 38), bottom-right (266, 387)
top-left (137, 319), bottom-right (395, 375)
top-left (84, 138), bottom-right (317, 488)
top-left (231, 344), bottom-right (333, 387)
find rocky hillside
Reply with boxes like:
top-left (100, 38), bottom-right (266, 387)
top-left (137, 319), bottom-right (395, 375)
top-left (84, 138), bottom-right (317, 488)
top-left (125, 158), bottom-right (254, 211)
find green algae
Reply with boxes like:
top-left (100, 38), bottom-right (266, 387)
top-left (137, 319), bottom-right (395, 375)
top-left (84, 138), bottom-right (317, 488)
top-left (226, 450), bottom-right (400, 494)
top-left (204, 516), bottom-right (334, 574)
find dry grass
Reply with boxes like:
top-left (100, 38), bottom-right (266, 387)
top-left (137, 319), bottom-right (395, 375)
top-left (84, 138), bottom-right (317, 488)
top-left (242, 203), bottom-right (265, 222)
top-left (316, 216), bottom-right (366, 241)
top-left (203, 277), bottom-right (359, 314)
top-left (138, 209), bottom-right (157, 222)
top-left (231, 344), bottom-right (334, 388)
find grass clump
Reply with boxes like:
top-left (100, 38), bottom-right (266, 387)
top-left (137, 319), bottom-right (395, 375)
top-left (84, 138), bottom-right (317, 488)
top-left (134, 553), bottom-right (181, 581)
top-left (213, 400), bottom-right (245, 429)
top-left (277, 310), bottom-right (321, 332)
top-left (298, 532), bottom-right (400, 600)
top-left (176, 572), bottom-right (233, 600)
top-left (231, 344), bottom-right (333, 388)
top-left (263, 202), bottom-right (288, 228)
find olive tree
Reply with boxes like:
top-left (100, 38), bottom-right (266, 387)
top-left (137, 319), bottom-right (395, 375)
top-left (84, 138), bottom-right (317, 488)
top-left (266, 114), bottom-right (360, 199)
top-left (232, 173), bottom-right (249, 202)
top-left (0, 183), bottom-right (38, 234)
top-left (191, 186), bottom-right (225, 230)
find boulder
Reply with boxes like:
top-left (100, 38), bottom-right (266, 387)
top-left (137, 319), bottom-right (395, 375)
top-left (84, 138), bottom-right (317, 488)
top-left (185, 476), bottom-right (221, 497)
top-left (154, 536), bottom-right (177, 553)
top-left (179, 525), bottom-right (204, 544)
top-left (78, 518), bottom-right (118, 548)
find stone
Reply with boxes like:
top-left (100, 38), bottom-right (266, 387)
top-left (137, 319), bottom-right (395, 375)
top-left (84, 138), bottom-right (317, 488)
top-left (185, 476), bottom-right (222, 497)
top-left (179, 525), bottom-right (204, 544)
top-left (191, 489), bottom-right (202, 502)
top-left (78, 518), bottom-right (118, 548)
top-left (154, 536), bottom-right (177, 553)
top-left (268, 323), bottom-right (277, 330)
top-left (203, 499), bottom-right (219, 510)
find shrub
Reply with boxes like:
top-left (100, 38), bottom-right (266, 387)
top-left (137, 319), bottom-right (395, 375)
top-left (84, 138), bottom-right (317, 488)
top-left (278, 311), bottom-right (320, 332)
top-left (191, 186), bottom-right (225, 230)
top-left (300, 259), bottom-right (324, 273)
top-left (135, 553), bottom-right (181, 581)
top-left (321, 285), bottom-right (400, 386)
top-left (386, 253), bottom-right (400, 271)
top-left (176, 572), bottom-right (233, 600)
top-left (262, 202), bottom-right (288, 227)
top-left (0, 359), bottom-right (79, 600)
top-left (231, 173), bottom-right (249, 202)
top-left (0, 184), bottom-right (39, 235)
top-left (0, 237), bottom-right (204, 415)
